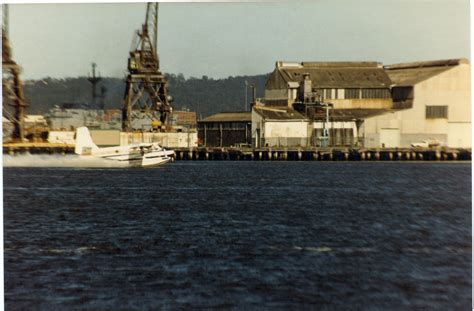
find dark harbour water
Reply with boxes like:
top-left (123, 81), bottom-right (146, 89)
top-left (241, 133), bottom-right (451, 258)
top-left (3, 162), bottom-right (472, 310)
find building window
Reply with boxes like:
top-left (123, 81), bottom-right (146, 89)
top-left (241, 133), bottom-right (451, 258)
top-left (426, 106), bottom-right (448, 119)
top-left (345, 88), bottom-right (360, 99)
top-left (336, 89), bottom-right (345, 99)
top-left (324, 89), bottom-right (332, 99)
top-left (231, 122), bottom-right (245, 130)
top-left (392, 87), bottom-right (414, 101)
top-left (361, 88), bottom-right (391, 99)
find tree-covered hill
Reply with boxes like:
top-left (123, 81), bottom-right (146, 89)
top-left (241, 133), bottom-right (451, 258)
top-left (23, 73), bottom-right (269, 119)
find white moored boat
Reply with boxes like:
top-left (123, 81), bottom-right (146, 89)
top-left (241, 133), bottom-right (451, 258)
top-left (74, 127), bottom-right (174, 168)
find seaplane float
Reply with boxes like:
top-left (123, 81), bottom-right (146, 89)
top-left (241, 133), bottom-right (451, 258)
top-left (74, 127), bottom-right (175, 168)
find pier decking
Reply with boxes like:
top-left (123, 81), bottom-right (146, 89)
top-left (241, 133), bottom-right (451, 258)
top-left (172, 147), bottom-right (471, 161)
top-left (3, 143), bottom-right (471, 161)
top-left (3, 142), bottom-right (75, 155)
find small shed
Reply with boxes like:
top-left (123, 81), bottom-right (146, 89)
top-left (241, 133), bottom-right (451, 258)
top-left (252, 106), bottom-right (310, 148)
top-left (197, 112), bottom-right (251, 147)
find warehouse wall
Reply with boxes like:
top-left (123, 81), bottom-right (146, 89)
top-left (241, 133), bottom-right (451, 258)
top-left (363, 63), bottom-right (471, 148)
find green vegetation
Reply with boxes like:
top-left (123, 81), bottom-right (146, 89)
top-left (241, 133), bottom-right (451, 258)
top-left (23, 73), bottom-right (269, 118)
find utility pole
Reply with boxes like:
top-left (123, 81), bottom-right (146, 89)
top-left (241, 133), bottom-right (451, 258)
top-left (244, 80), bottom-right (248, 111)
top-left (250, 83), bottom-right (256, 107)
top-left (321, 102), bottom-right (332, 147)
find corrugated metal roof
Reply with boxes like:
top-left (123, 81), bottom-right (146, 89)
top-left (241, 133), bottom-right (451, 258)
top-left (385, 59), bottom-right (468, 86)
top-left (200, 112), bottom-right (251, 122)
top-left (254, 107), bottom-right (307, 120)
top-left (386, 67), bottom-right (452, 86)
top-left (267, 59), bottom-right (468, 89)
top-left (280, 68), bottom-right (392, 88)
top-left (385, 58), bottom-right (468, 70)
top-left (267, 61), bottom-right (392, 89)
top-left (300, 61), bottom-right (382, 68)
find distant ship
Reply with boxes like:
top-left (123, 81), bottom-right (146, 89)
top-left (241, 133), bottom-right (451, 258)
top-left (46, 103), bottom-right (122, 131)
top-left (74, 127), bottom-right (174, 168)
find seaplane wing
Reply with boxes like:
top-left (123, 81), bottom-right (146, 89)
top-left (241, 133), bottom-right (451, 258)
top-left (74, 127), bottom-right (175, 168)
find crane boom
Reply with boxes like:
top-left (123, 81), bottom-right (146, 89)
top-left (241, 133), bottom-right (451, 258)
top-left (3, 4), bottom-right (8, 38)
top-left (145, 3), bottom-right (159, 57)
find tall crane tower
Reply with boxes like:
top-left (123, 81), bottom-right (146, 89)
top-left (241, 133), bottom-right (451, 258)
top-left (2, 4), bottom-right (27, 141)
top-left (122, 2), bottom-right (172, 132)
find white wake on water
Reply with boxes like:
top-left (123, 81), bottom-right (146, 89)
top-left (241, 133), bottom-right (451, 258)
top-left (3, 154), bottom-right (129, 168)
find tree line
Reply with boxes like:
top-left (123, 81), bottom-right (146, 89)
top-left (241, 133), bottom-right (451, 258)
top-left (23, 73), bottom-right (269, 119)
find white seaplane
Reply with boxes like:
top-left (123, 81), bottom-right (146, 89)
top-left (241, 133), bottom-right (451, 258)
top-left (74, 127), bottom-right (174, 168)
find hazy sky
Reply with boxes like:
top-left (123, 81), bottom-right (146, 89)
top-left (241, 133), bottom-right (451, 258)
top-left (7, 0), bottom-right (470, 80)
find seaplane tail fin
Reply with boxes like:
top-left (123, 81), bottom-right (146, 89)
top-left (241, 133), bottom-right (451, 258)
top-left (74, 127), bottom-right (100, 155)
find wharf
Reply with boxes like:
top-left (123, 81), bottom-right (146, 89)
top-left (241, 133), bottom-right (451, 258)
top-left (3, 142), bottom-right (75, 155)
top-left (3, 143), bottom-right (471, 161)
top-left (172, 147), bottom-right (471, 161)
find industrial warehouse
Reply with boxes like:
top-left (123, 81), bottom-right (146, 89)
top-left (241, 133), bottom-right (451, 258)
top-left (363, 59), bottom-right (471, 148)
top-left (193, 58), bottom-right (471, 160)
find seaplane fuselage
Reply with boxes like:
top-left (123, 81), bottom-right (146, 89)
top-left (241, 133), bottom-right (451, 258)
top-left (74, 127), bottom-right (175, 168)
